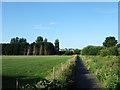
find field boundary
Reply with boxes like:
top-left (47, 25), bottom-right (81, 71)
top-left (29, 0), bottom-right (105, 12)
top-left (15, 56), bottom-right (76, 89)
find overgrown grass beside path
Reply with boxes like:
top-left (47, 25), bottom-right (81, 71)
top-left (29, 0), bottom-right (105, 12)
top-left (81, 55), bottom-right (120, 89)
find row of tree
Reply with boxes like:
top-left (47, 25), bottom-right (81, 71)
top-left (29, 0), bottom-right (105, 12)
top-left (58, 48), bottom-right (81, 55)
top-left (1, 36), bottom-right (119, 56)
top-left (81, 36), bottom-right (120, 56)
top-left (1, 36), bottom-right (59, 55)
top-left (58, 36), bottom-right (120, 56)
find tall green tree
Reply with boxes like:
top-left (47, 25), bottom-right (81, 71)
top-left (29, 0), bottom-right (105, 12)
top-left (31, 42), bottom-right (36, 55)
top-left (2, 36), bottom-right (58, 55)
top-left (103, 36), bottom-right (117, 47)
top-left (54, 39), bottom-right (59, 54)
top-left (10, 37), bottom-right (20, 55)
top-left (44, 42), bottom-right (55, 55)
top-left (44, 38), bottom-right (48, 43)
top-left (35, 36), bottom-right (43, 44)
top-left (2, 44), bottom-right (12, 55)
top-left (44, 38), bottom-right (48, 55)
top-left (10, 38), bottom-right (16, 43)
top-left (39, 42), bottom-right (44, 55)
top-left (19, 38), bottom-right (27, 55)
top-left (35, 36), bottom-right (44, 55)
top-left (9, 37), bottom-right (28, 55)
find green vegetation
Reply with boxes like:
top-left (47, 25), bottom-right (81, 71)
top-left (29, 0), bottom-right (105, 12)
top-left (81, 36), bottom-right (119, 56)
top-left (54, 39), bottom-right (59, 54)
top-left (2, 56), bottom-right (74, 89)
top-left (81, 55), bottom-right (120, 89)
top-left (81, 45), bottom-right (103, 55)
top-left (100, 46), bottom-right (118, 56)
top-left (2, 56), bottom-right (73, 77)
top-left (35, 58), bottom-right (75, 89)
top-left (1, 36), bottom-right (59, 55)
top-left (64, 50), bottom-right (73, 55)
top-left (103, 36), bottom-right (117, 47)
top-left (2, 36), bottom-right (120, 89)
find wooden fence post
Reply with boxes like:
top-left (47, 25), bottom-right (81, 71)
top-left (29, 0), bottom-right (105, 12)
top-left (61, 63), bottom-right (63, 72)
top-left (66, 64), bottom-right (68, 69)
top-left (53, 67), bottom-right (55, 80)
top-left (16, 78), bottom-right (19, 90)
top-left (69, 60), bottom-right (70, 65)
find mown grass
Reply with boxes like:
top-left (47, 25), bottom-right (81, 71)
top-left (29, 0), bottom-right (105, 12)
top-left (2, 55), bottom-right (74, 88)
top-left (81, 55), bottom-right (120, 89)
top-left (2, 56), bottom-right (73, 77)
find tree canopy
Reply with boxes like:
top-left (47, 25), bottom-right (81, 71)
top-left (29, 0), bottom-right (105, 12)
top-left (1, 35), bottom-right (119, 56)
top-left (2, 36), bottom-right (58, 55)
top-left (35, 36), bottom-right (43, 44)
top-left (54, 39), bottom-right (59, 54)
top-left (103, 36), bottom-right (117, 47)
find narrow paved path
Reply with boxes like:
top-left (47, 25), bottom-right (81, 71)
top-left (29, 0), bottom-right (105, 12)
top-left (70, 55), bottom-right (104, 89)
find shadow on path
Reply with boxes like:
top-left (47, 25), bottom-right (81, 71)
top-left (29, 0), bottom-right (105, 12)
top-left (70, 55), bottom-right (104, 90)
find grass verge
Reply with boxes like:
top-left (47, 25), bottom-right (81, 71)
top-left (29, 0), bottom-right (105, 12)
top-left (81, 55), bottom-right (120, 89)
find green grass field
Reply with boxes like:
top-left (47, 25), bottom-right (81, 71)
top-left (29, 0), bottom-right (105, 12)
top-left (2, 55), bottom-right (74, 88)
top-left (2, 56), bottom-right (74, 77)
top-left (81, 55), bottom-right (120, 89)
top-left (2, 55), bottom-right (120, 89)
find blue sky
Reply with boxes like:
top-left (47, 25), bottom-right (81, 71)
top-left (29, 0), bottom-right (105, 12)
top-left (2, 2), bottom-right (118, 49)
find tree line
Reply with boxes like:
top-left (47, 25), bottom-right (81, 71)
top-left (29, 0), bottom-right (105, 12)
top-left (1, 36), bottom-right (119, 56)
top-left (57, 36), bottom-right (120, 56)
top-left (81, 36), bottom-right (120, 56)
top-left (1, 36), bottom-right (59, 55)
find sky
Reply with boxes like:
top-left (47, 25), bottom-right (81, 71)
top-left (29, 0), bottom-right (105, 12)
top-left (2, 2), bottom-right (118, 49)
top-left (1, 0), bottom-right (120, 2)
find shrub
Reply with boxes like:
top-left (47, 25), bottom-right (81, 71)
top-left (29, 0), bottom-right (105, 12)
top-left (64, 50), bottom-right (73, 55)
top-left (117, 47), bottom-right (120, 55)
top-left (108, 46), bottom-right (118, 56)
top-left (100, 47), bottom-right (109, 56)
top-left (58, 51), bottom-right (65, 55)
top-left (82, 45), bottom-right (103, 55)
top-left (100, 46), bottom-right (118, 56)
top-left (73, 49), bottom-right (81, 55)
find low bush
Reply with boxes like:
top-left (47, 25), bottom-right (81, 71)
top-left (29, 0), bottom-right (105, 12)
top-left (82, 45), bottom-right (103, 55)
top-left (64, 50), bottom-right (73, 55)
top-left (100, 46), bottom-right (118, 56)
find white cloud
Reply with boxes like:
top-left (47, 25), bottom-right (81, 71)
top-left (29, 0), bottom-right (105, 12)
top-left (33, 22), bottom-right (56, 30)
top-left (50, 22), bottom-right (56, 25)
top-left (33, 24), bottom-right (50, 30)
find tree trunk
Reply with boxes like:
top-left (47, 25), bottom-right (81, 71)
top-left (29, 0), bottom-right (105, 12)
top-left (27, 46), bottom-right (30, 55)
top-left (39, 43), bottom-right (44, 55)
top-left (33, 44), bottom-right (36, 55)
